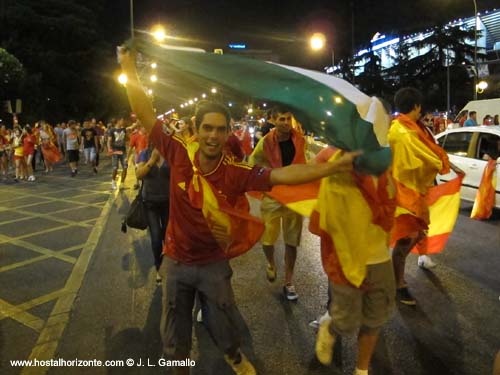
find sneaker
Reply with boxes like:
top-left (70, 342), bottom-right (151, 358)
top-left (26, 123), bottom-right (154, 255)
top-left (224, 352), bottom-right (256, 375)
top-left (283, 284), bottom-right (298, 301)
top-left (315, 319), bottom-right (335, 365)
top-left (111, 180), bottom-right (117, 190)
top-left (266, 264), bottom-right (276, 282)
top-left (28, 175), bottom-right (35, 181)
top-left (397, 287), bottom-right (416, 306)
top-left (309, 311), bottom-right (331, 329)
top-left (418, 255), bottom-right (437, 269)
top-left (196, 309), bottom-right (203, 323)
top-left (70, 170), bottom-right (76, 177)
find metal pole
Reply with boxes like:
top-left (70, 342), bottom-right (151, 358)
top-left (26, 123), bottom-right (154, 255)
top-left (447, 50), bottom-right (450, 113)
top-left (473, 0), bottom-right (478, 100)
top-left (331, 49), bottom-right (335, 75)
top-left (130, 0), bottom-right (134, 39)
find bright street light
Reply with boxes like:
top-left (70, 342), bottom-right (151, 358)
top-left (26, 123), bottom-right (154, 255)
top-left (310, 33), bottom-right (326, 51)
top-left (188, 100), bottom-right (194, 105)
top-left (118, 73), bottom-right (128, 85)
top-left (150, 74), bottom-right (158, 82)
top-left (147, 88), bottom-right (153, 95)
top-left (194, 98), bottom-right (198, 102)
top-left (151, 25), bottom-right (167, 42)
top-left (211, 88), bottom-right (217, 94)
top-left (248, 108), bottom-right (253, 114)
top-left (151, 62), bottom-right (157, 69)
top-left (180, 104), bottom-right (185, 108)
top-left (476, 80), bottom-right (488, 93)
top-left (202, 93), bottom-right (207, 98)
top-left (310, 32), bottom-right (335, 74)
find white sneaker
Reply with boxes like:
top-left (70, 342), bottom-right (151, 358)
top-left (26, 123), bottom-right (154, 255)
top-left (111, 180), bottom-right (117, 190)
top-left (28, 175), bottom-right (36, 181)
top-left (315, 319), bottom-right (335, 365)
top-left (196, 309), bottom-right (203, 323)
top-left (418, 255), bottom-right (437, 269)
top-left (224, 352), bottom-right (256, 375)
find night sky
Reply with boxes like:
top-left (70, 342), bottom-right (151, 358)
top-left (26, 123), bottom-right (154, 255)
top-left (105, 0), bottom-right (499, 69)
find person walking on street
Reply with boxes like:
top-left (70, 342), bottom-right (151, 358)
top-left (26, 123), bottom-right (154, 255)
top-left (108, 117), bottom-right (129, 190)
top-left (135, 145), bottom-right (170, 283)
top-left (63, 120), bottom-right (81, 177)
top-left (119, 46), bottom-right (360, 375)
top-left (249, 106), bottom-right (307, 301)
top-left (389, 87), bottom-right (461, 305)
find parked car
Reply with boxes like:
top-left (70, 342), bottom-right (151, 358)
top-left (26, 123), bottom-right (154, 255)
top-left (435, 125), bottom-right (500, 209)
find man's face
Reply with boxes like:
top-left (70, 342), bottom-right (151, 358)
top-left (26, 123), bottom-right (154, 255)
top-left (471, 113), bottom-right (477, 120)
top-left (274, 112), bottom-right (293, 134)
top-left (116, 118), bottom-right (125, 128)
top-left (197, 112), bottom-right (228, 160)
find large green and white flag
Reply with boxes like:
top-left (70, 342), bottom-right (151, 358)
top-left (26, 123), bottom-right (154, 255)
top-left (133, 40), bottom-right (391, 175)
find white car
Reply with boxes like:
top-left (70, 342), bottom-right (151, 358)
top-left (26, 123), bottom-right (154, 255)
top-left (435, 125), bottom-right (500, 209)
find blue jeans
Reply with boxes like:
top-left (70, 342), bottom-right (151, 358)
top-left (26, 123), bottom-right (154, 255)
top-left (145, 200), bottom-right (169, 270)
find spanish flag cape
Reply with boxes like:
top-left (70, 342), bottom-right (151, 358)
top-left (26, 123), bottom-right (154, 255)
top-left (249, 128), bottom-right (310, 203)
top-left (309, 151), bottom-right (395, 287)
top-left (184, 142), bottom-right (265, 259)
top-left (389, 114), bottom-right (451, 250)
top-left (471, 159), bottom-right (497, 220)
top-left (262, 128), bottom-right (307, 168)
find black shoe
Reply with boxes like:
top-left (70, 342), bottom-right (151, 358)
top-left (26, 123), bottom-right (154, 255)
top-left (397, 287), bottom-right (416, 306)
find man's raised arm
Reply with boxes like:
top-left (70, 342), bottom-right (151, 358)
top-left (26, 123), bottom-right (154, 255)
top-left (269, 150), bottom-right (362, 186)
top-left (118, 47), bottom-right (156, 132)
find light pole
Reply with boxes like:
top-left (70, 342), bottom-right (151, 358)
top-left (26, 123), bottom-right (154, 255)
top-left (473, 0), bottom-right (478, 100)
top-left (130, 0), bottom-right (134, 39)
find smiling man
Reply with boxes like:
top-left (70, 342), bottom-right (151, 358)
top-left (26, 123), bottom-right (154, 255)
top-left (118, 47), bottom-right (360, 375)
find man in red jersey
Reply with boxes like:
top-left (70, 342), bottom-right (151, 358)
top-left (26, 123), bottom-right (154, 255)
top-left (119, 47), bottom-right (359, 375)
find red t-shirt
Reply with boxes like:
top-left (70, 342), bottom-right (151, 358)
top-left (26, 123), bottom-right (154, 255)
top-left (151, 121), bottom-right (272, 265)
top-left (225, 133), bottom-right (244, 161)
top-left (129, 131), bottom-right (149, 157)
top-left (23, 134), bottom-right (36, 155)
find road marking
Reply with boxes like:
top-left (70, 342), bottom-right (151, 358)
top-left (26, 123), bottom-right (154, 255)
top-left (21, 185), bottom-right (118, 375)
top-left (0, 245), bottom-right (82, 273)
top-left (0, 298), bottom-right (45, 332)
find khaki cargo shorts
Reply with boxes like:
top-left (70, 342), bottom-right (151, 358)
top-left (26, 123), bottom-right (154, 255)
top-left (260, 196), bottom-right (303, 247)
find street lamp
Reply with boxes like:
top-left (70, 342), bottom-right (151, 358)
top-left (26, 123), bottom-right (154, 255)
top-left (151, 25), bottom-right (167, 42)
top-left (130, 0), bottom-right (134, 39)
top-left (211, 87), bottom-right (217, 94)
top-left (118, 73), bottom-right (128, 85)
top-left (476, 80), bottom-right (488, 93)
top-left (150, 74), bottom-right (158, 83)
top-left (310, 32), bottom-right (335, 74)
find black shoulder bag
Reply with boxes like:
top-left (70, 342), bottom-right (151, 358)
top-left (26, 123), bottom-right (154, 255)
top-left (125, 182), bottom-right (148, 230)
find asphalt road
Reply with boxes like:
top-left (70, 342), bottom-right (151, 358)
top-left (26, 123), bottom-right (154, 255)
top-left (1, 164), bottom-right (499, 375)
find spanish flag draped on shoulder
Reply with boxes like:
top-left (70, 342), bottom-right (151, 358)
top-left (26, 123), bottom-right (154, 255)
top-left (388, 115), bottom-right (462, 254)
top-left (184, 142), bottom-right (265, 259)
top-left (309, 151), bottom-right (395, 287)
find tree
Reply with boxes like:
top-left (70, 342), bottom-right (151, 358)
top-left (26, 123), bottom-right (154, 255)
top-left (355, 50), bottom-right (387, 96)
top-left (0, 48), bottom-right (25, 100)
top-left (392, 24), bottom-right (480, 109)
top-left (0, 0), bottom-right (129, 123)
